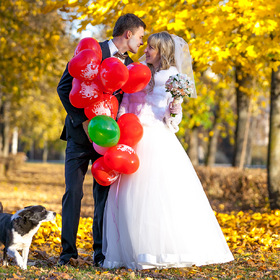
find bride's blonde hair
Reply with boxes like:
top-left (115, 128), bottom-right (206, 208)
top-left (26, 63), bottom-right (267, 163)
top-left (147, 31), bottom-right (176, 90)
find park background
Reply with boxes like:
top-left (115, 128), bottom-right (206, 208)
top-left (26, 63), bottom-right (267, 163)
top-left (0, 0), bottom-right (280, 279)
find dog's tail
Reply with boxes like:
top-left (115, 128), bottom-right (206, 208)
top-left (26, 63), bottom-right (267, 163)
top-left (0, 202), bottom-right (3, 213)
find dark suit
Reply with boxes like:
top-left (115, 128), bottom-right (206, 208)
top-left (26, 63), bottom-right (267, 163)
top-left (57, 40), bottom-right (133, 263)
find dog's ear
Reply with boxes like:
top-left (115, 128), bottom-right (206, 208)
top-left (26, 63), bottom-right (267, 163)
top-left (18, 208), bottom-right (33, 220)
top-left (17, 211), bottom-right (29, 220)
top-left (21, 206), bottom-right (47, 222)
top-left (0, 202), bottom-right (3, 213)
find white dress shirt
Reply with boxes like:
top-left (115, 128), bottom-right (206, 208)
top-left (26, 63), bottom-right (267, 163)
top-left (108, 39), bottom-right (125, 63)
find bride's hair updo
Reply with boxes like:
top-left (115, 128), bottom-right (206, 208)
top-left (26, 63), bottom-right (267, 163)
top-left (147, 31), bottom-right (176, 89)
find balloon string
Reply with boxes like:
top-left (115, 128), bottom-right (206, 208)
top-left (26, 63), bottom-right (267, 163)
top-left (115, 174), bottom-right (121, 209)
top-left (104, 98), bottom-right (113, 118)
top-left (112, 174), bottom-right (121, 242)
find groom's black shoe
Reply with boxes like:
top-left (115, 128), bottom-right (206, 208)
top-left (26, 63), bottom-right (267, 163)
top-left (94, 259), bottom-right (104, 267)
top-left (56, 259), bottom-right (70, 267)
top-left (93, 251), bottom-right (105, 267)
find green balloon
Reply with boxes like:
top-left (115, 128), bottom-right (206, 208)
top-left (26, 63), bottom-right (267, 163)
top-left (88, 115), bottom-right (120, 147)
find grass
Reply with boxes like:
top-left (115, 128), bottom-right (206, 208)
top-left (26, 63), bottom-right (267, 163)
top-left (0, 162), bottom-right (279, 279)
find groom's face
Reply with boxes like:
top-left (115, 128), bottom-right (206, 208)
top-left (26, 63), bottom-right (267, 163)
top-left (127, 27), bottom-right (145, 54)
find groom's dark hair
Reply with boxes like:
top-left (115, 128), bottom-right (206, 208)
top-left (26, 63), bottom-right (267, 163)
top-left (113, 13), bottom-right (146, 37)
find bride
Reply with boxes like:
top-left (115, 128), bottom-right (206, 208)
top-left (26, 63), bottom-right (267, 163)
top-left (102, 31), bottom-right (234, 270)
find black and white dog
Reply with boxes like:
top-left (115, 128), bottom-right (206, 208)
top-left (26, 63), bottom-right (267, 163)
top-left (0, 203), bottom-right (56, 270)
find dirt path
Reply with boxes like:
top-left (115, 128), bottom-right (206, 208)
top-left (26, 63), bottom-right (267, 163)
top-left (0, 162), bottom-right (94, 217)
top-left (0, 162), bottom-right (268, 217)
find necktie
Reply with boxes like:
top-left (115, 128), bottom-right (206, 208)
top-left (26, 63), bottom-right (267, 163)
top-left (113, 51), bottom-right (128, 60)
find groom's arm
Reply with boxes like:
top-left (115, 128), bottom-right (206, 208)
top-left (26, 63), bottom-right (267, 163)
top-left (57, 63), bottom-right (88, 127)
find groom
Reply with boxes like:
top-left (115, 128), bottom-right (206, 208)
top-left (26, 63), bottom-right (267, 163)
top-left (57, 13), bottom-right (146, 266)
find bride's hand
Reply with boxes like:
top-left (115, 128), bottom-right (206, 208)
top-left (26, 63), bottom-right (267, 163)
top-left (169, 100), bottom-right (181, 115)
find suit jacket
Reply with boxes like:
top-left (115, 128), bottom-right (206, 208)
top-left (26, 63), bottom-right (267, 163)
top-left (57, 40), bottom-right (133, 145)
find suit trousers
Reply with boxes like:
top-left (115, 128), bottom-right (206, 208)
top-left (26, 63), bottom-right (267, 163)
top-left (60, 137), bottom-right (109, 262)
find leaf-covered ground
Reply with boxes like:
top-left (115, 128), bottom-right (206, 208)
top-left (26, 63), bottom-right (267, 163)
top-left (0, 162), bottom-right (279, 279)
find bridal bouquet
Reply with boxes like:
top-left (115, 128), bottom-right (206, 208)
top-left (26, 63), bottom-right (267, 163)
top-left (165, 73), bottom-right (195, 117)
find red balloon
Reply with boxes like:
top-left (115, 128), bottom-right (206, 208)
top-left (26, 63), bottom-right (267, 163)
top-left (94, 74), bottom-right (107, 92)
top-left (74, 37), bottom-right (102, 62)
top-left (91, 157), bottom-right (120, 186)
top-left (117, 113), bottom-right (143, 147)
top-left (84, 94), bottom-right (119, 120)
top-left (69, 78), bottom-right (103, 108)
top-left (68, 49), bottom-right (101, 81)
top-left (99, 57), bottom-right (129, 93)
top-left (107, 94), bottom-right (119, 119)
top-left (104, 144), bottom-right (140, 174)
top-left (122, 63), bottom-right (151, 93)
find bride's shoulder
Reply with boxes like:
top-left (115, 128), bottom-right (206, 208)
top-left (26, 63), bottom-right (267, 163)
top-left (154, 66), bottom-right (179, 85)
top-left (157, 66), bottom-right (178, 76)
top-left (168, 66), bottom-right (179, 75)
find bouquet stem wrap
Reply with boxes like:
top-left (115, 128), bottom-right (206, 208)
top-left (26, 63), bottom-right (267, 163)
top-left (170, 97), bottom-right (182, 117)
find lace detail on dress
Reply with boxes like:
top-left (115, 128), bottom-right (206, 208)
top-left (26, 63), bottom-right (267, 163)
top-left (119, 66), bottom-right (182, 131)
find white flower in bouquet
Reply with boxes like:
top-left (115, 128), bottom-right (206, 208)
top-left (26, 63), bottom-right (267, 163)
top-left (165, 73), bottom-right (194, 116)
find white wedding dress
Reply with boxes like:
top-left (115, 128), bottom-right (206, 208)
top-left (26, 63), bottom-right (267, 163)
top-left (102, 66), bottom-right (234, 270)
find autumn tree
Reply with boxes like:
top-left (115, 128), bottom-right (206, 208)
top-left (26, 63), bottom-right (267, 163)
top-left (46, 0), bottom-right (273, 162)
top-left (0, 0), bottom-right (75, 161)
top-left (268, 66), bottom-right (280, 209)
top-left (202, 73), bottom-right (235, 166)
top-left (46, 0), bottom-right (280, 205)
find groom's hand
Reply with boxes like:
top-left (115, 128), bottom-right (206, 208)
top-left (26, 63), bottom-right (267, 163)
top-left (82, 120), bottom-right (92, 143)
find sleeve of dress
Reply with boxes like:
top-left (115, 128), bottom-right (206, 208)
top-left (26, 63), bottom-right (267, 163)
top-left (117, 93), bottom-right (129, 119)
top-left (164, 96), bottom-right (183, 133)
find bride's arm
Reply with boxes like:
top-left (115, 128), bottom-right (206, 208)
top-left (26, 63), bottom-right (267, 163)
top-left (117, 93), bottom-right (129, 119)
top-left (164, 96), bottom-right (183, 133)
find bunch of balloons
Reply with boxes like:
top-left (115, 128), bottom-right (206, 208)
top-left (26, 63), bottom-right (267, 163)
top-left (68, 37), bottom-right (150, 186)
top-left (68, 37), bottom-right (151, 114)
top-left (90, 113), bottom-right (143, 186)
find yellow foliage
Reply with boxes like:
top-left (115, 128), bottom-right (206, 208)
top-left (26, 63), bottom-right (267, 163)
top-left (3, 0), bottom-right (280, 155)
top-left (51, 35), bottom-right (60, 41)
top-left (87, 2), bottom-right (95, 10)
top-left (31, 209), bottom-right (280, 257)
top-left (246, 45), bottom-right (257, 58)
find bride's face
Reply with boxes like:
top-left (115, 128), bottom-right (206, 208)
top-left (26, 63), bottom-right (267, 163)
top-left (145, 43), bottom-right (160, 67)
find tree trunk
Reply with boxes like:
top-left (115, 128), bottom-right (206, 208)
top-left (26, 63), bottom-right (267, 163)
top-left (268, 66), bottom-right (280, 209)
top-left (245, 117), bottom-right (257, 166)
top-left (233, 66), bottom-right (251, 168)
top-left (0, 100), bottom-right (4, 156)
top-left (205, 124), bottom-right (219, 166)
top-left (42, 141), bottom-right (48, 163)
top-left (29, 141), bottom-right (35, 160)
top-left (186, 126), bottom-right (199, 165)
top-left (0, 100), bottom-right (11, 157)
top-left (238, 103), bottom-right (251, 169)
top-left (11, 127), bottom-right (18, 155)
top-left (205, 105), bottom-right (220, 166)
